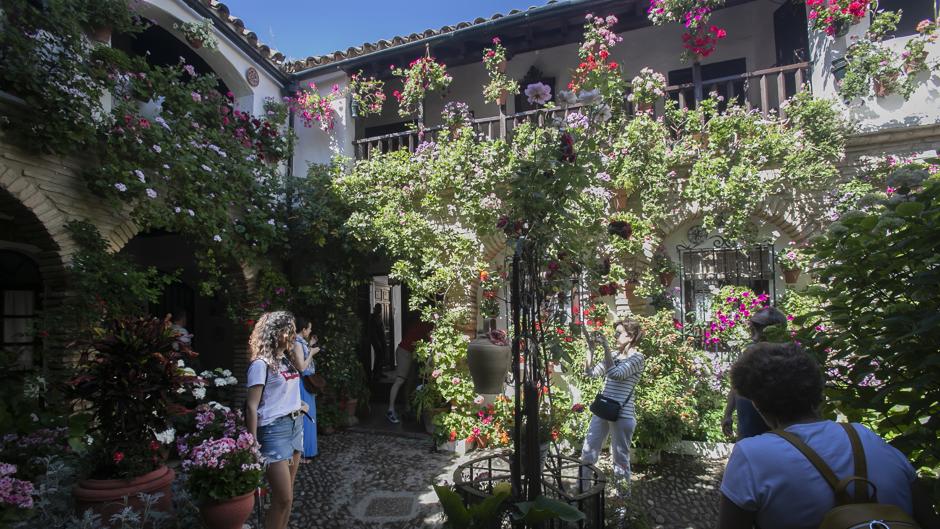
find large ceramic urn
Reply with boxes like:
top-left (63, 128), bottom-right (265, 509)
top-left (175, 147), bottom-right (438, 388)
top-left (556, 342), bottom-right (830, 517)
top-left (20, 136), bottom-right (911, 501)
top-left (466, 322), bottom-right (511, 395)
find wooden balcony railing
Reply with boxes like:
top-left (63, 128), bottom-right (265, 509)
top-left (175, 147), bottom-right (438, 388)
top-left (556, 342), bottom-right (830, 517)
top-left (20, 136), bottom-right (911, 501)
top-left (354, 62), bottom-right (810, 160)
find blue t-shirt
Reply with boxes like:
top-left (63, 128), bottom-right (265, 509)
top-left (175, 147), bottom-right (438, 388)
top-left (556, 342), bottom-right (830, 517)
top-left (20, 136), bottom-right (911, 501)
top-left (720, 421), bottom-right (915, 529)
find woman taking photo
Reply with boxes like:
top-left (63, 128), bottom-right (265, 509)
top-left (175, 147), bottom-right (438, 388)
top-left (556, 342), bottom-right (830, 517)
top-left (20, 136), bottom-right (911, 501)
top-left (293, 315), bottom-right (319, 460)
top-left (580, 319), bottom-right (645, 494)
top-left (246, 311), bottom-right (307, 529)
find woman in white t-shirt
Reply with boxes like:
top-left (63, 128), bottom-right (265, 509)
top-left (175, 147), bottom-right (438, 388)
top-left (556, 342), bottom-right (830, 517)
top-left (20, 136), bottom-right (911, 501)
top-left (718, 341), bottom-right (939, 529)
top-left (246, 311), bottom-right (308, 529)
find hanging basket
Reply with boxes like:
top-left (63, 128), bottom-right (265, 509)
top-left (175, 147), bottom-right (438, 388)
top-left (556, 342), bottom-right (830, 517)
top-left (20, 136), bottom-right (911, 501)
top-left (783, 268), bottom-right (801, 284)
top-left (496, 89), bottom-right (509, 106)
top-left (187, 37), bottom-right (204, 50)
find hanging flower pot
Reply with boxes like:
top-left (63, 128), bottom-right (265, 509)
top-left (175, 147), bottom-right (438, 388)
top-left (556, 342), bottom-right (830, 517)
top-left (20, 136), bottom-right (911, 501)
top-left (73, 466), bottom-right (176, 524)
top-left (783, 268), bottom-right (801, 284)
top-left (607, 220), bottom-right (633, 239)
top-left (466, 331), bottom-right (511, 395)
top-left (188, 37), bottom-right (204, 50)
top-left (497, 59), bottom-right (508, 74)
top-left (199, 490), bottom-right (255, 529)
top-left (659, 271), bottom-right (676, 287)
top-left (497, 89), bottom-right (509, 106)
top-left (873, 73), bottom-right (898, 98)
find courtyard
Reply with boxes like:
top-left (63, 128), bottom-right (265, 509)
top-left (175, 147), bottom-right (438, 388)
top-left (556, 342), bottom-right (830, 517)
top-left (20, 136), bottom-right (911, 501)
top-left (1, 0), bottom-right (939, 528)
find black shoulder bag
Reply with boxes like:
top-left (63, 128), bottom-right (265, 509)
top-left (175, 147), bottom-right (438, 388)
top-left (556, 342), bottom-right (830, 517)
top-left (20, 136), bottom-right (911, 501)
top-left (589, 388), bottom-right (635, 422)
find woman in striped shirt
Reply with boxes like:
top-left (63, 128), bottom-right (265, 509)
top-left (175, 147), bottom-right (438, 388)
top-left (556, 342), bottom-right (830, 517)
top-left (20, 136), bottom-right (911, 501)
top-left (580, 319), bottom-right (646, 492)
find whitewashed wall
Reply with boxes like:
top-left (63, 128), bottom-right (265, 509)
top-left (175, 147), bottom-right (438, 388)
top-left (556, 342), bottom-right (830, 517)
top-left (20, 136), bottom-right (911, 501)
top-left (291, 71), bottom-right (355, 170)
top-left (361, 0), bottom-right (782, 131)
top-left (141, 0), bottom-right (283, 115)
top-left (809, 14), bottom-right (940, 132)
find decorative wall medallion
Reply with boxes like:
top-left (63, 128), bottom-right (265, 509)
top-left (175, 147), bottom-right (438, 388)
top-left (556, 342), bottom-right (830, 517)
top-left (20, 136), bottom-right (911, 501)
top-left (245, 67), bottom-right (259, 88)
top-left (687, 225), bottom-right (708, 246)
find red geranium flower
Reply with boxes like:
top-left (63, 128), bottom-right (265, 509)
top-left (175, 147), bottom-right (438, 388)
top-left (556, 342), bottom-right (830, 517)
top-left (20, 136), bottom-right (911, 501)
top-left (113, 451), bottom-right (125, 464)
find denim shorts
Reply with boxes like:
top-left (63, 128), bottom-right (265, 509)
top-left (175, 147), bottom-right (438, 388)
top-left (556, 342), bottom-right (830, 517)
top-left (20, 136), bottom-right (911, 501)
top-left (257, 413), bottom-right (304, 463)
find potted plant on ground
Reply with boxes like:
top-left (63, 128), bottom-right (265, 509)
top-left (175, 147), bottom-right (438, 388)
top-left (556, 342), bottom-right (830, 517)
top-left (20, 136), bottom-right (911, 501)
top-left (66, 317), bottom-right (198, 522)
top-left (173, 19), bottom-right (219, 50)
top-left (467, 270), bottom-right (512, 395)
top-left (482, 37), bottom-right (519, 106)
top-left (778, 243), bottom-right (808, 284)
top-left (177, 404), bottom-right (263, 529)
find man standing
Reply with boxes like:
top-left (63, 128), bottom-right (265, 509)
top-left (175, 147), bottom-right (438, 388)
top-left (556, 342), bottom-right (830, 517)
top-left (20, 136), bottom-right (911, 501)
top-left (386, 319), bottom-right (433, 424)
top-left (721, 305), bottom-right (788, 439)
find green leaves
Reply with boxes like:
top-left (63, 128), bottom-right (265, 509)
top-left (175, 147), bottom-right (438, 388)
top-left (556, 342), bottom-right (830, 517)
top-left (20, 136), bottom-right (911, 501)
top-left (514, 495), bottom-right (585, 523)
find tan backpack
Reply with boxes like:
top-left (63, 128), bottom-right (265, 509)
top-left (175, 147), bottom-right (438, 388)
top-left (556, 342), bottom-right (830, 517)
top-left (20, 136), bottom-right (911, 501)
top-left (773, 423), bottom-right (920, 529)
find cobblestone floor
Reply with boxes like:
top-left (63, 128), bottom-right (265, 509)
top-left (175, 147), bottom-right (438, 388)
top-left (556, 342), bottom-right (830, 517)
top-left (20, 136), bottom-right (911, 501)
top-left (250, 431), bottom-right (726, 529)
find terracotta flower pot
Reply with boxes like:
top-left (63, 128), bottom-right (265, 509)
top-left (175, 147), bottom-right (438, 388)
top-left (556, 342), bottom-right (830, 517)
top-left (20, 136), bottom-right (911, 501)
top-left (637, 101), bottom-right (653, 113)
top-left (659, 271), bottom-right (676, 287)
top-left (73, 466), bottom-right (175, 527)
top-left (199, 490), bottom-right (255, 529)
top-left (783, 268), bottom-right (801, 284)
top-left (497, 59), bottom-right (508, 74)
top-left (188, 37), bottom-right (204, 50)
top-left (496, 90), bottom-right (509, 106)
top-left (466, 334), bottom-right (511, 394)
top-left (873, 75), bottom-right (897, 98)
top-left (345, 398), bottom-right (358, 417)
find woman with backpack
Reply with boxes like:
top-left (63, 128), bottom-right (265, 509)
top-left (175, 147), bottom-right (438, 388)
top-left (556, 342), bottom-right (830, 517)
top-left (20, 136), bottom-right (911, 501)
top-left (579, 319), bottom-right (645, 495)
top-left (245, 311), bottom-right (308, 529)
top-left (718, 341), bottom-right (939, 529)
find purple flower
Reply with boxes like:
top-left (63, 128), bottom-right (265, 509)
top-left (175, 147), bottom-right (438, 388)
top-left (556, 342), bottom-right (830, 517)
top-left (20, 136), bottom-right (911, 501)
top-left (114, 182), bottom-right (127, 192)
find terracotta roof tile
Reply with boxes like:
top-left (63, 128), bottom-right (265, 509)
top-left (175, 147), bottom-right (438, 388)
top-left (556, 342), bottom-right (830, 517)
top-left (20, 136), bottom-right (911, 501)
top-left (283, 1), bottom-right (561, 73)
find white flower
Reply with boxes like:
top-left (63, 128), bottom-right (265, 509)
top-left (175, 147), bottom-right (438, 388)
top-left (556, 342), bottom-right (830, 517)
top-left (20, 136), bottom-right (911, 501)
top-left (152, 144), bottom-right (162, 153)
top-left (212, 234), bottom-right (222, 242)
top-left (134, 170), bottom-right (146, 182)
top-left (174, 207), bottom-right (182, 213)
top-left (193, 387), bottom-right (206, 400)
top-left (30, 413), bottom-right (39, 422)
top-left (214, 378), bottom-right (226, 386)
top-left (115, 182), bottom-right (127, 192)
top-left (578, 89), bottom-right (601, 105)
top-left (145, 188), bottom-right (157, 199)
top-left (209, 401), bottom-right (231, 411)
top-left (187, 209), bottom-right (195, 216)
top-left (594, 104), bottom-right (612, 122)
top-left (557, 90), bottom-right (578, 106)
top-left (201, 164), bottom-right (212, 172)
top-left (154, 428), bottom-right (175, 444)
top-left (473, 395), bottom-right (485, 405)
top-left (524, 82), bottom-right (552, 105)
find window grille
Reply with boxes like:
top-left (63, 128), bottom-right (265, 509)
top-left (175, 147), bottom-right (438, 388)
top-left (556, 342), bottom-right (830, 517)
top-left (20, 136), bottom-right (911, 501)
top-left (676, 231), bottom-right (777, 349)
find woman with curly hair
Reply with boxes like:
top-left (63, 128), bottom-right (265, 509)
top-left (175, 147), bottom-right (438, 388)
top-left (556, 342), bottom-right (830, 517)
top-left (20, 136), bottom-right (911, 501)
top-left (718, 341), bottom-right (939, 529)
top-left (245, 311), bottom-right (308, 529)
top-left (580, 319), bottom-right (645, 494)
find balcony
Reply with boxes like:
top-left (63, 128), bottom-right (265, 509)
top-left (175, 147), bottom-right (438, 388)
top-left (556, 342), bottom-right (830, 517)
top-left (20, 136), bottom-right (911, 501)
top-left (354, 62), bottom-right (810, 160)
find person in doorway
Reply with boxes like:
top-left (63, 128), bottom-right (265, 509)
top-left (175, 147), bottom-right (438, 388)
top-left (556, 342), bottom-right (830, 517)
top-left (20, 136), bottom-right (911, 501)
top-left (721, 305), bottom-right (787, 440)
top-left (292, 315), bottom-right (319, 461)
top-left (580, 319), bottom-right (645, 495)
top-left (386, 319), bottom-right (434, 424)
top-left (368, 303), bottom-right (388, 375)
top-left (245, 311), bottom-right (307, 529)
top-left (718, 341), bottom-right (940, 529)
top-left (168, 308), bottom-right (192, 350)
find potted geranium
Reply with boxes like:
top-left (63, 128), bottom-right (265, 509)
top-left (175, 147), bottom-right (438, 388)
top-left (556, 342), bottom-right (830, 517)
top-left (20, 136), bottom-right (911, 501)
top-left (289, 82), bottom-right (342, 132)
top-left (778, 243), bottom-right (808, 284)
top-left (805, 0), bottom-right (871, 37)
top-left (442, 101), bottom-right (472, 137)
top-left (349, 71), bottom-right (386, 118)
top-left (67, 317), bottom-right (198, 521)
top-left (392, 56), bottom-right (452, 117)
top-left (652, 249), bottom-right (678, 287)
top-left (482, 37), bottom-right (519, 105)
top-left (173, 19), bottom-right (219, 50)
top-left (177, 404), bottom-right (263, 529)
top-left (628, 68), bottom-right (666, 112)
